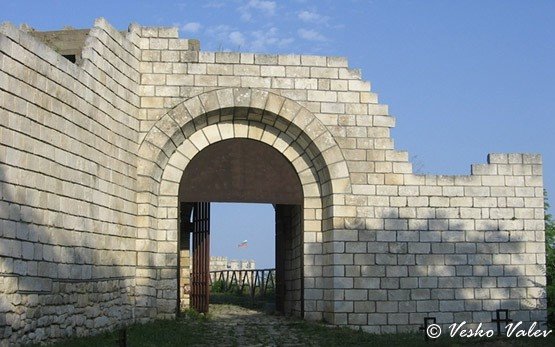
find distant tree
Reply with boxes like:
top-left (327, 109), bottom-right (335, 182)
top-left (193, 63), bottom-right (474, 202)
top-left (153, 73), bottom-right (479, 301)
top-left (545, 190), bottom-right (555, 326)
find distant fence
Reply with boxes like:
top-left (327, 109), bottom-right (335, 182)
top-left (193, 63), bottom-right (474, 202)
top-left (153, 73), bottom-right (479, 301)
top-left (209, 268), bottom-right (275, 298)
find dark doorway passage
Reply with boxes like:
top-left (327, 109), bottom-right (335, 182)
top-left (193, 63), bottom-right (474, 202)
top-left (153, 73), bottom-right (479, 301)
top-left (179, 138), bottom-right (302, 204)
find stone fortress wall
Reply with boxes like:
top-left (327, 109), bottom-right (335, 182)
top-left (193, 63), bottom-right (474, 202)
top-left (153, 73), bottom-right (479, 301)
top-left (0, 18), bottom-right (546, 345)
top-left (209, 257), bottom-right (256, 271)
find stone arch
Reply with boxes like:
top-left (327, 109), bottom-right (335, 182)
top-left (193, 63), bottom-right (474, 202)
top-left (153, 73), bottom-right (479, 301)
top-left (137, 88), bottom-right (351, 214)
top-left (135, 88), bottom-right (351, 320)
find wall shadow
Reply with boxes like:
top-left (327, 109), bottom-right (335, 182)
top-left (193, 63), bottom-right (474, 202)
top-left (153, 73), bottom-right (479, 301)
top-left (351, 206), bottom-right (547, 334)
top-left (0, 152), bottom-right (133, 345)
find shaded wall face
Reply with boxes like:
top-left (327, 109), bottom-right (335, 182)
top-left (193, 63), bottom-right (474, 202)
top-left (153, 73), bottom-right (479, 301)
top-left (325, 158), bottom-right (546, 333)
top-left (284, 205), bottom-right (303, 317)
top-left (274, 204), bottom-right (304, 316)
top-left (0, 20), bottom-right (141, 345)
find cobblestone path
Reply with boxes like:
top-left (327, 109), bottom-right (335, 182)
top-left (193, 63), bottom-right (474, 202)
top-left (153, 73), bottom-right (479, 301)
top-left (185, 304), bottom-right (310, 346)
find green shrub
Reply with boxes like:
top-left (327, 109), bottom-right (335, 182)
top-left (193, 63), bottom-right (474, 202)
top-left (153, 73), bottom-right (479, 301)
top-left (211, 280), bottom-right (226, 293)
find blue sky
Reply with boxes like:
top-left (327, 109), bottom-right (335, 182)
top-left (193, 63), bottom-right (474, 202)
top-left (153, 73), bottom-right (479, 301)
top-left (2, 1), bottom-right (554, 267)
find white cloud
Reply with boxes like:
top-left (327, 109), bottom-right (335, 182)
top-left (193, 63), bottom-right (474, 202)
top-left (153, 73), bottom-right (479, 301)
top-left (248, 0), bottom-right (276, 14)
top-left (298, 10), bottom-right (328, 24)
top-left (229, 31), bottom-right (247, 47)
top-left (238, 0), bottom-right (276, 21)
top-left (205, 24), bottom-right (293, 52)
top-left (298, 28), bottom-right (327, 42)
top-left (206, 25), bottom-right (234, 42)
top-left (251, 27), bottom-right (293, 51)
top-left (203, 1), bottom-right (225, 8)
top-left (182, 22), bottom-right (201, 33)
top-left (240, 11), bottom-right (252, 21)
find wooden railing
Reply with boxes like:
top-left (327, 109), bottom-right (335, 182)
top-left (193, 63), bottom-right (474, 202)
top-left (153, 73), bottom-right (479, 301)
top-left (209, 268), bottom-right (275, 298)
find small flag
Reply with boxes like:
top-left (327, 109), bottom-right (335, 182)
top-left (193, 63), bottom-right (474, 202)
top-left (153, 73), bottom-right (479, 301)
top-left (238, 240), bottom-right (248, 248)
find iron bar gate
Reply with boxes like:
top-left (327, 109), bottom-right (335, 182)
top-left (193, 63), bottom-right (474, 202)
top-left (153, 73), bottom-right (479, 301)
top-left (191, 202), bottom-right (210, 313)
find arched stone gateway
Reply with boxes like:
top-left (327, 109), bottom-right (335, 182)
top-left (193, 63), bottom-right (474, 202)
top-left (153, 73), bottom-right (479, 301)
top-left (0, 19), bottom-right (547, 344)
top-left (136, 87), bottom-right (351, 322)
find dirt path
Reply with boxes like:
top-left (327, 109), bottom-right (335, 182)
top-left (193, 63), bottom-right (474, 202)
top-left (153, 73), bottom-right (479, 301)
top-left (180, 305), bottom-right (554, 347)
top-left (187, 304), bottom-right (310, 346)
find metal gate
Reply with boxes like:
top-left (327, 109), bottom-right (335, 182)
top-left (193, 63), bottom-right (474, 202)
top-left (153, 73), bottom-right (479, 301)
top-left (190, 202), bottom-right (210, 313)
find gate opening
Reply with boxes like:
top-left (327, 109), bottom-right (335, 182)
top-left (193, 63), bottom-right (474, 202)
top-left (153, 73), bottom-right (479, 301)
top-left (178, 202), bottom-right (303, 316)
top-left (177, 138), bottom-right (304, 317)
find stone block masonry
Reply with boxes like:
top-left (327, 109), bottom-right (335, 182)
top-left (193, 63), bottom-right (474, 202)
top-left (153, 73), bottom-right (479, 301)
top-left (0, 18), bottom-right (547, 345)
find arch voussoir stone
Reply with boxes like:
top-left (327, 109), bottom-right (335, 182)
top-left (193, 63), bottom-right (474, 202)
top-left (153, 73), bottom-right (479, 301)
top-left (232, 87), bottom-right (252, 107)
top-left (215, 88), bottom-right (235, 109)
top-left (183, 96), bottom-right (205, 123)
top-left (249, 88), bottom-right (269, 110)
top-left (144, 127), bottom-right (174, 158)
top-left (167, 102), bottom-right (192, 127)
top-left (156, 114), bottom-right (184, 148)
top-left (198, 90), bottom-right (220, 114)
top-left (280, 99), bottom-right (303, 122)
top-left (264, 92), bottom-right (286, 116)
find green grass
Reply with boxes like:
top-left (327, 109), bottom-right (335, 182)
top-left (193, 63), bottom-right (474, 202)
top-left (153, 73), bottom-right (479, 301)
top-left (29, 279), bottom-right (555, 346)
top-left (43, 318), bottom-right (555, 347)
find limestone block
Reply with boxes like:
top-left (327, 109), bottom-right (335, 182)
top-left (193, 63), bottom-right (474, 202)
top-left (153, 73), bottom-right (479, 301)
top-left (142, 50), bottom-right (161, 61)
top-left (361, 92), bottom-right (379, 104)
top-left (194, 74), bottom-right (217, 86)
top-left (348, 313), bottom-right (368, 325)
top-left (149, 38), bottom-right (168, 50)
top-left (348, 80), bottom-right (370, 92)
top-left (166, 38), bottom-right (188, 50)
top-left (201, 125), bottom-right (220, 144)
top-left (307, 90), bottom-right (336, 102)
top-left (264, 92), bottom-right (285, 115)
top-left (365, 313), bottom-right (386, 325)
top-left (522, 153), bottom-right (542, 164)
top-left (471, 164), bottom-right (497, 175)
top-left (324, 56), bottom-right (347, 68)
top-left (166, 74), bottom-right (193, 85)
top-left (525, 176), bottom-right (543, 187)
top-left (189, 52), bottom-right (212, 65)
top-left (330, 80), bottom-right (348, 91)
top-left (301, 55), bottom-right (326, 66)
top-left (216, 75), bottom-right (240, 87)
top-left (488, 153), bottom-right (509, 164)
top-left (212, 52), bottom-right (239, 64)
top-left (19, 277), bottom-right (51, 292)
top-left (205, 63), bottom-right (232, 75)
top-left (310, 67), bottom-right (338, 79)
top-left (482, 176), bottom-right (505, 186)
top-left (261, 65), bottom-right (285, 77)
top-left (333, 300), bottom-right (354, 313)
